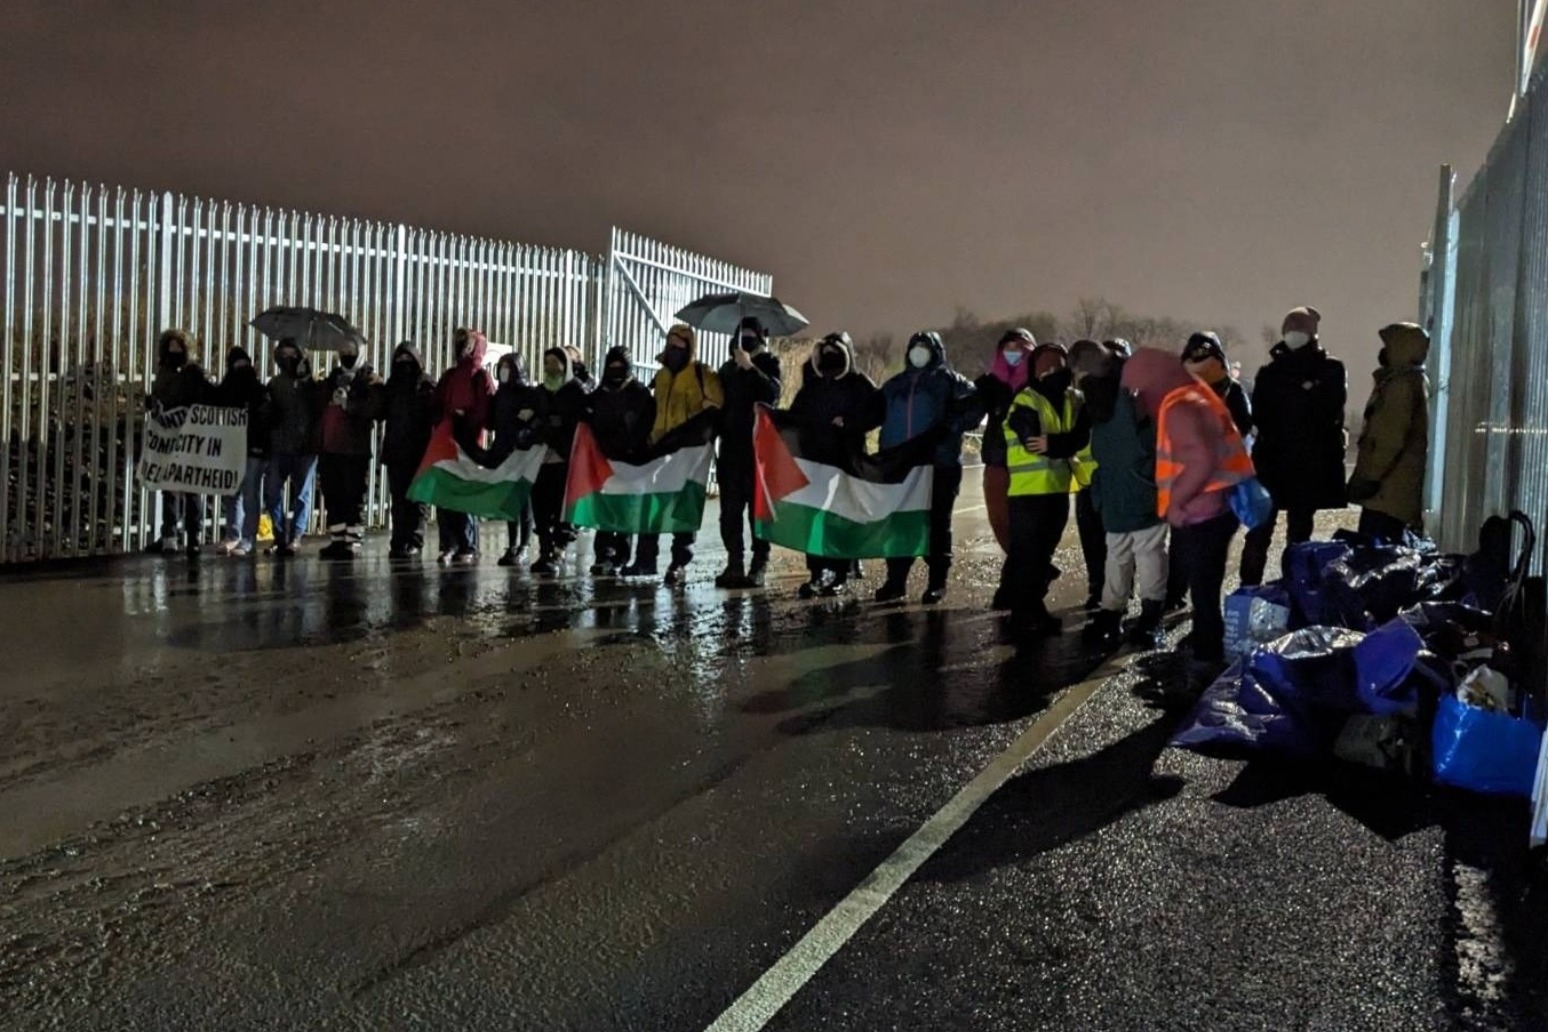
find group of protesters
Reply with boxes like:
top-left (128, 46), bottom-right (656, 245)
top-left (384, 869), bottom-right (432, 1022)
top-left (146, 303), bottom-right (1431, 685)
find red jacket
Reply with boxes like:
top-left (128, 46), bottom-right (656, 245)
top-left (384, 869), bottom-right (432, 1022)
top-left (435, 334), bottom-right (493, 444)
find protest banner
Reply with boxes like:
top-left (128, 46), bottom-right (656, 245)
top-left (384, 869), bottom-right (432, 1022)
top-left (137, 404), bottom-right (249, 494)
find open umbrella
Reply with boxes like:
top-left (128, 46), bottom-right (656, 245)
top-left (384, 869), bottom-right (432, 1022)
top-left (250, 306), bottom-right (361, 351)
top-left (674, 290), bottom-right (808, 338)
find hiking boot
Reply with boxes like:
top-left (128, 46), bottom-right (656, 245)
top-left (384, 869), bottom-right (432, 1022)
top-left (874, 580), bottom-right (908, 603)
top-left (745, 557), bottom-right (768, 588)
top-left (1082, 608), bottom-right (1124, 648)
top-left (453, 548), bottom-right (479, 565)
top-left (664, 564), bottom-right (687, 587)
top-left (714, 560), bottom-right (746, 589)
top-left (498, 549), bottom-right (521, 567)
top-left (437, 548), bottom-right (458, 565)
top-left (922, 583), bottom-right (947, 606)
top-left (1128, 600), bottom-right (1167, 650)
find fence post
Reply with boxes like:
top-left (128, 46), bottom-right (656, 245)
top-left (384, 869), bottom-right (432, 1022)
top-left (392, 223), bottom-right (407, 348)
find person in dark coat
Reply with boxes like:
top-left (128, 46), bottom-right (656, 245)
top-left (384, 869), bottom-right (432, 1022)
top-left (531, 346), bottom-right (590, 575)
top-left (582, 345), bottom-right (656, 576)
top-left (488, 352), bottom-right (547, 567)
top-left (316, 337), bottom-right (381, 559)
top-left (146, 328), bottom-right (212, 556)
top-left (214, 346), bottom-right (270, 557)
top-left (433, 327), bottom-right (495, 562)
top-left (1348, 323), bottom-right (1430, 541)
top-left (875, 331), bottom-right (983, 605)
top-left (789, 331), bottom-right (880, 598)
top-left (378, 342), bottom-right (436, 558)
top-left (1241, 306), bottom-right (1348, 585)
top-left (264, 338), bottom-right (320, 557)
top-left (715, 316), bottom-right (784, 588)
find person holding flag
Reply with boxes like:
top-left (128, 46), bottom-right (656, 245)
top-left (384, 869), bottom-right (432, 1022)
top-left (580, 346), bottom-right (656, 576)
top-left (431, 328), bottom-right (495, 563)
top-left (714, 316), bottom-right (783, 589)
top-left (488, 352), bottom-right (547, 567)
top-left (531, 347), bottom-right (590, 576)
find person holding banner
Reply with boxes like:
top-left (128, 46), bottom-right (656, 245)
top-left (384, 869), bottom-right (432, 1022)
top-left (317, 337), bottom-right (382, 560)
top-left (629, 324), bottom-right (723, 584)
top-left (214, 346), bottom-right (269, 557)
top-left (433, 328), bottom-right (495, 563)
top-left (531, 346), bottom-right (590, 576)
top-left (264, 339), bottom-right (321, 558)
top-left (145, 329), bottom-right (212, 556)
top-left (788, 332), bottom-right (879, 597)
top-left (379, 343), bottom-right (437, 559)
top-left (488, 351), bottom-right (546, 567)
top-left (581, 346), bottom-right (656, 576)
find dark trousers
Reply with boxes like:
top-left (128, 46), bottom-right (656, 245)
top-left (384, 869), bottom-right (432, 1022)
top-left (1003, 492), bottom-right (1070, 612)
top-left (1174, 512), bottom-right (1240, 662)
top-left (1075, 487), bottom-right (1106, 595)
top-left (319, 452), bottom-right (369, 541)
top-left (533, 463), bottom-right (569, 557)
top-left (596, 531), bottom-right (633, 565)
top-left (635, 532), bottom-right (695, 568)
top-left (1240, 504), bottom-right (1316, 586)
top-left (386, 461), bottom-right (428, 551)
top-left (885, 464), bottom-right (965, 588)
top-left (505, 500), bottom-right (534, 553)
top-left (1357, 507), bottom-right (1409, 542)
top-left (159, 491), bottom-right (204, 544)
top-left (718, 460), bottom-right (770, 567)
top-left (437, 509), bottom-right (478, 553)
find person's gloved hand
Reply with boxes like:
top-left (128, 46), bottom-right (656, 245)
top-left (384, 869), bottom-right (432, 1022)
top-left (1347, 476), bottom-right (1380, 502)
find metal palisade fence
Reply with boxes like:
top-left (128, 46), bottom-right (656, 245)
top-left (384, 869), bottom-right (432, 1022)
top-left (1421, 65), bottom-right (1548, 564)
top-left (0, 173), bottom-right (770, 563)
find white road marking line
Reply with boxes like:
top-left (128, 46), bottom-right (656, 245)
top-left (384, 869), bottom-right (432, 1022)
top-left (703, 653), bottom-right (1127, 1032)
top-left (952, 503), bottom-right (987, 514)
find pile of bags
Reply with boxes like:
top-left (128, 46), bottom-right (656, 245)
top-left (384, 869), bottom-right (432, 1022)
top-left (1173, 514), bottom-right (1546, 801)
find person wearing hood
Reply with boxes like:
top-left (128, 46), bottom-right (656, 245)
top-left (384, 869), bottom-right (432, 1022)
top-left (632, 323), bottom-right (724, 583)
top-left (530, 345), bottom-right (591, 576)
top-left (789, 331), bottom-right (880, 597)
top-left (1348, 323), bottom-right (1430, 542)
top-left (999, 342), bottom-right (1090, 633)
top-left (378, 342), bottom-right (437, 559)
top-left (713, 316), bottom-right (784, 589)
top-left (1123, 347), bottom-right (1255, 682)
top-left (581, 345), bottom-right (656, 576)
top-left (1069, 340), bottom-right (1167, 649)
top-left (263, 337), bottom-right (320, 557)
top-left (316, 336), bottom-right (382, 559)
top-left (213, 346), bottom-right (270, 557)
top-left (875, 330), bottom-right (983, 604)
top-left (487, 351), bottom-right (547, 567)
top-left (145, 328), bottom-right (212, 555)
top-left (433, 327), bottom-right (495, 562)
top-left (975, 328), bottom-right (1036, 557)
top-left (1182, 331), bottom-right (1253, 438)
top-left (1241, 306), bottom-right (1347, 585)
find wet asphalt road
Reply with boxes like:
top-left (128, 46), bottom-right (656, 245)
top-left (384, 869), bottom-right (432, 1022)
top-left (2, 481), bottom-right (1546, 1031)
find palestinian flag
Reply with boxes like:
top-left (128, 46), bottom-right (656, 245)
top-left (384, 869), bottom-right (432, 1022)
top-left (406, 420), bottom-right (545, 520)
top-left (563, 410), bottom-right (718, 534)
top-left (753, 405), bottom-right (936, 559)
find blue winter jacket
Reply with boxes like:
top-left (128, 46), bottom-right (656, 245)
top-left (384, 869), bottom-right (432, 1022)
top-left (878, 333), bottom-right (982, 466)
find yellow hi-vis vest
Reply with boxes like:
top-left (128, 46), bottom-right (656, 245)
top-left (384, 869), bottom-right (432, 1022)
top-left (1004, 388), bottom-right (1079, 497)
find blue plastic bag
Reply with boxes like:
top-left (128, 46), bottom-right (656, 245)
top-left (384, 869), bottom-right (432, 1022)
top-left (1283, 541), bottom-right (1354, 627)
top-left (1171, 660), bottom-right (1323, 759)
top-left (1431, 693), bottom-right (1543, 798)
top-left (1352, 618), bottom-right (1428, 716)
top-left (1229, 476), bottom-right (1274, 531)
top-left (1223, 583), bottom-right (1292, 659)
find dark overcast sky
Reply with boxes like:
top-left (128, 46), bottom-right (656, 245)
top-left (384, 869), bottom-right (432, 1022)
top-left (0, 0), bottom-right (1518, 369)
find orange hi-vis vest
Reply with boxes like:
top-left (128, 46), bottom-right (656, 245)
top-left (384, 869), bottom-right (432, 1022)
top-left (1155, 381), bottom-right (1255, 518)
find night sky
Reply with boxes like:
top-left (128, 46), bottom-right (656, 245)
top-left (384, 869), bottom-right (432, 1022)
top-left (0, 1), bottom-right (1518, 370)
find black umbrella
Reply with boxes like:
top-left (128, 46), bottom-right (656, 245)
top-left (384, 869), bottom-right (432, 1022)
top-left (250, 306), bottom-right (361, 351)
top-left (674, 290), bottom-right (808, 338)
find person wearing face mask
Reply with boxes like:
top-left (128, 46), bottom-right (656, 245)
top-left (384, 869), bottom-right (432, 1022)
top-left (213, 346), bottom-right (270, 557)
top-left (631, 323), bottom-right (723, 583)
top-left (263, 338), bottom-right (320, 558)
top-left (377, 342), bottom-right (437, 559)
top-left (974, 328), bottom-right (1036, 558)
top-left (432, 327), bottom-right (495, 562)
top-left (564, 345), bottom-right (597, 391)
top-left (1347, 323), bottom-right (1430, 542)
top-left (487, 351), bottom-right (546, 566)
top-left (145, 328), bottom-right (213, 555)
top-left (316, 337), bottom-right (382, 559)
top-left (874, 331), bottom-right (983, 604)
top-left (1241, 306), bottom-right (1348, 585)
top-left (999, 343), bottom-right (1090, 633)
top-left (580, 345), bottom-right (656, 576)
top-left (530, 346), bottom-right (591, 576)
top-left (788, 331), bottom-right (880, 597)
top-left (713, 316), bottom-right (784, 589)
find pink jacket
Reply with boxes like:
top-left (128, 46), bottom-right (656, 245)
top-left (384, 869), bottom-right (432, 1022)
top-left (1122, 348), bottom-right (1230, 527)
